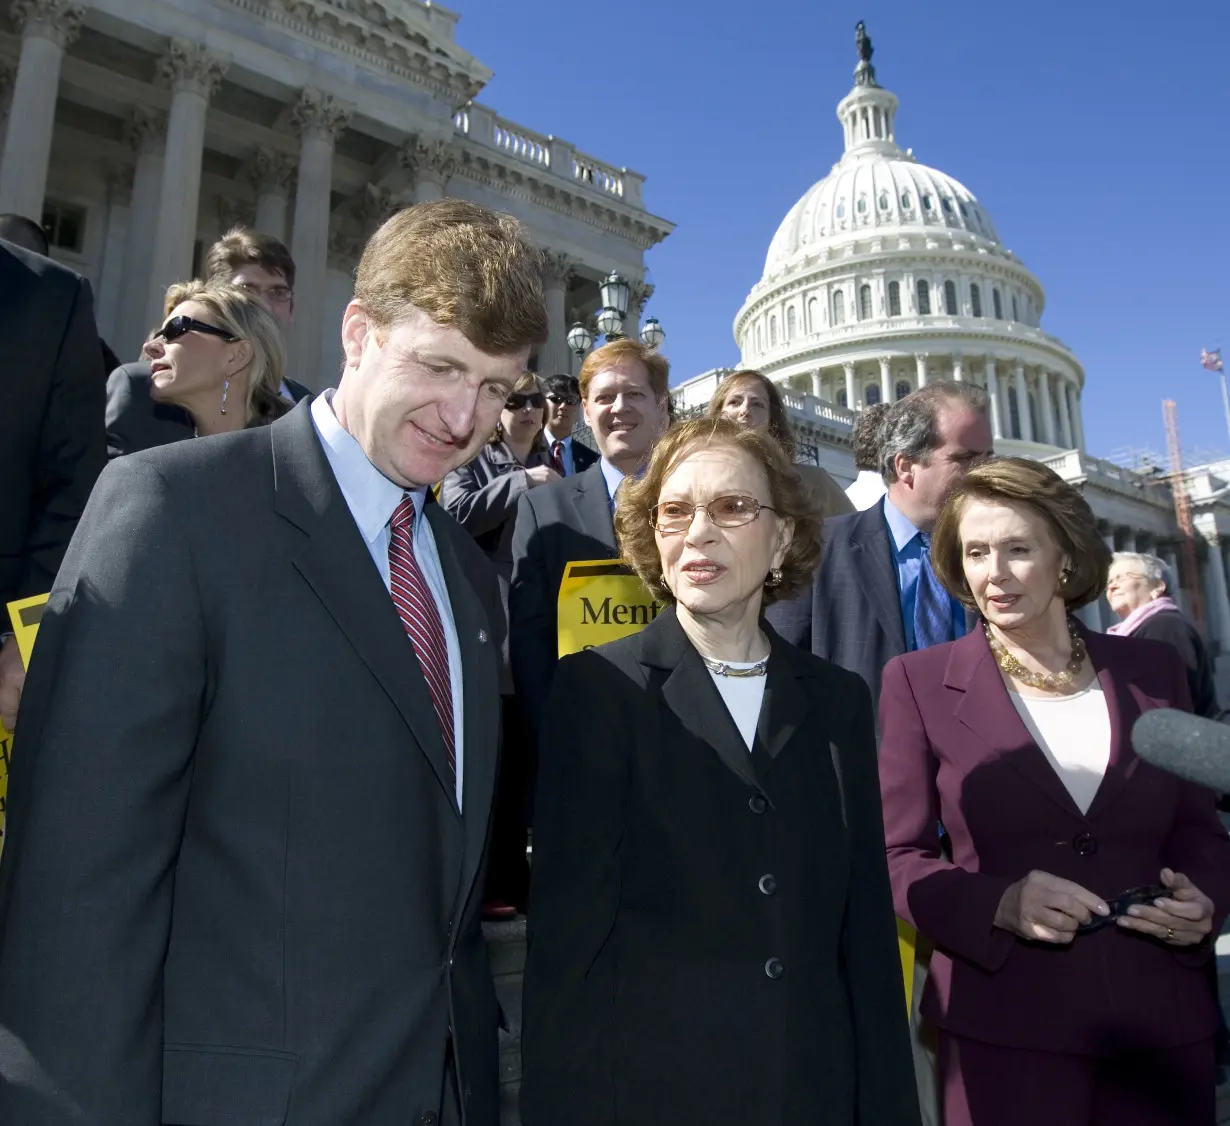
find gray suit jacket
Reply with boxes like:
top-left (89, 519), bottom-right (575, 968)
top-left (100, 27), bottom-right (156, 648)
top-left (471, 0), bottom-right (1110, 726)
top-left (508, 461), bottom-right (618, 735)
top-left (0, 401), bottom-right (506, 1125)
top-left (0, 240), bottom-right (106, 604)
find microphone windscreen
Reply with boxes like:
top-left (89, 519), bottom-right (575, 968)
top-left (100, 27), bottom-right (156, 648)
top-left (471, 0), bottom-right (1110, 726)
top-left (1131, 708), bottom-right (1230, 794)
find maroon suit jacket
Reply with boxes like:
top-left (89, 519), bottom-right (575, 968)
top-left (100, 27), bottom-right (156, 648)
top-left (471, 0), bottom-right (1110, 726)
top-left (878, 624), bottom-right (1230, 1055)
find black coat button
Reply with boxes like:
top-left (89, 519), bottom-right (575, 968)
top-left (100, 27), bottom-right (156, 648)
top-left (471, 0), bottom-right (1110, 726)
top-left (419, 1115), bottom-right (439, 1126)
top-left (758, 874), bottom-right (777, 896)
top-left (764, 957), bottom-right (784, 979)
top-left (1072, 832), bottom-right (1098, 856)
top-left (749, 794), bottom-right (768, 815)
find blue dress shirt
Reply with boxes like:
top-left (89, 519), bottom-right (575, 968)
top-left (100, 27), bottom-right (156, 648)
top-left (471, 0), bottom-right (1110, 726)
top-left (310, 390), bottom-right (466, 807)
top-left (882, 496), bottom-right (966, 652)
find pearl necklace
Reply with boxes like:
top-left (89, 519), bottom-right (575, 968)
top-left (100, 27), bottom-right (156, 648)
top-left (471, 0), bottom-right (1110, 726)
top-left (985, 616), bottom-right (1087, 693)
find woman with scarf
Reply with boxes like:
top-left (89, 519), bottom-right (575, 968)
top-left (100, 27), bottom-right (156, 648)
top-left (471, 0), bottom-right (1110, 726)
top-left (1106, 552), bottom-right (1219, 719)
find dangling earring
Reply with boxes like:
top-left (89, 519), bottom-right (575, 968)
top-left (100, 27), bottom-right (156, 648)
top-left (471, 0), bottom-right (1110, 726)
top-left (766, 567), bottom-right (783, 589)
top-left (660, 575), bottom-right (671, 591)
top-left (220, 377), bottom-right (230, 416)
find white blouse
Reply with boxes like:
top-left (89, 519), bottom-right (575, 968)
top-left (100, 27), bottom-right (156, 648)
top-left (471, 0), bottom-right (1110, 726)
top-left (708, 664), bottom-right (767, 751)
top-left (1008, 683), bottom-right (1111, 814)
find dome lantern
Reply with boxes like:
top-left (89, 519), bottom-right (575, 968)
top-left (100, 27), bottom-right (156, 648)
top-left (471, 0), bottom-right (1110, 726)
top-left (837, 22), bottom-right (900, 159)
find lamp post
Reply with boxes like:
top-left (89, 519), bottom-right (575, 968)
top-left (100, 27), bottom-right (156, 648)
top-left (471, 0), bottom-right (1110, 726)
top-left (566, 270), bottom-right (666, 363)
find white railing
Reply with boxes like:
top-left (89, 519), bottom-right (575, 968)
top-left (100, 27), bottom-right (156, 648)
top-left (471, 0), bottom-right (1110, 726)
top-left (453, 107), bottom-right (469, 134)
top-left (572, 152), bottom-right (624, 199)
top-left (780, 391), bottom-right (858, 430)
top-left (492, 120), bottom-right (551, 168)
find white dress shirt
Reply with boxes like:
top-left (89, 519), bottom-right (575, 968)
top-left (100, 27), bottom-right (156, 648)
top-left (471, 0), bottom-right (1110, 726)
top-left (1009, 684), bottom-right (1111, 815)
top-left (310, 390), bottom-right (466, 807)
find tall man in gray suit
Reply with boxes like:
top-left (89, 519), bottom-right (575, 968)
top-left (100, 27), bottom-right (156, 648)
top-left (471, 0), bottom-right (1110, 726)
top-left (509, 339), bottom-right (669, 736)
top-left (0, 201), bottom-right (547, 1126)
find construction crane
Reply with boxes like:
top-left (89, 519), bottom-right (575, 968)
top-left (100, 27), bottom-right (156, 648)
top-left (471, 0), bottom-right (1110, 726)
top-left (1163, 399), bottom-right (1205, 629)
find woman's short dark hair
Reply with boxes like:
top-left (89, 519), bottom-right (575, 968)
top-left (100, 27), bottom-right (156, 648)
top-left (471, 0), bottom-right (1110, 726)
top-left (930, 456), bottom-right (1110, 611)
top-left (705, 370), bottom-right (797, 459)
top-left (615, 416), bottom-right (821, 606)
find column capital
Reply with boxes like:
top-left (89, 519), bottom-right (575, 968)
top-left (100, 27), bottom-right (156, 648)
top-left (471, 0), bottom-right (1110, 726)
top-left (878, 355), bottom-right (892, 371)
top-left (11, 0), bottom-right (84, 48)
top-left (351, 182), bottom-right (397, 234)
top-left (842, 360), bottom-right (857, 375)
top-left (156, 39), bottom-right (227, 100)
top-left (105, 165), bottom-right (134, 204)
top-left (217, 195), bottom-right (255, 232)
top-left (913, 352), bottom-right (927, 363)
top-left (245, 146), bottom-right (296, 195)
top-left (398, 137), bottom-right (457, 185)
top-left (541, 249), bottom-right (575, 288)
top-left (627, 278), bottom-right (654, 315)
top-left (292, 88), bottom-right (350, 144)
top-left (124, 105), bottom-right (166, 155)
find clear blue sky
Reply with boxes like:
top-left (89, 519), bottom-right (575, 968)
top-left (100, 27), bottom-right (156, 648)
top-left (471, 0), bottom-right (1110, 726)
top-left (450, 0), bottom-right (1230, 465)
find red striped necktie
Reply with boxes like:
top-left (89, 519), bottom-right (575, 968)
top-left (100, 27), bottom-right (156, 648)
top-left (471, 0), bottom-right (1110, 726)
top-left (388, 495), bottom-right (455, 776)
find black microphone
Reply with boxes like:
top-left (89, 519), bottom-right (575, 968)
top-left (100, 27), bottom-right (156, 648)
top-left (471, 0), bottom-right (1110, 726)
top-left (1131, 708), bottom-right (1230, 794)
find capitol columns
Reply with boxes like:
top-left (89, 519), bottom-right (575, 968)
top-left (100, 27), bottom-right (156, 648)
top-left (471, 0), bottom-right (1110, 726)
top-left (843, 362), bottom-right (857, 410)
top-left (290, 88), bottom-right (351, 385)
top-left (1013, 360), bottom-right (1033, 442)
top-left (148, 40), bottom-right (227, 326)
top-left (1036, 368), bottom-right (1057, 446)
top-left (96, 167), bottom-right (134, 341)
top-left (951, 355), bottom-right (964, 382)
top-left (117, 107), bottom-right (167, 357)
top-left (1069, 384), bottom-right (1086, 451)
top-left (246, 147), bottom-right (297, 242)
top-left (878, 356), bottom-right (892, 405)
top-left (809, 369), bottom-right (823, 400)
top-left (1055, 373), bottom-right (1074, 448)
top-left (401, 139), bottom-right (456, 203)
top-left (1202, 532), bottom-right (1230, 653)
top-left (914, 353), bottom-right (928, 389)
top-left (538, 251), bottom-right (573, 377)
top-left (984, 356), bottom-right (1003, 440)
top-left (0, 0), bottom-right (84, 219)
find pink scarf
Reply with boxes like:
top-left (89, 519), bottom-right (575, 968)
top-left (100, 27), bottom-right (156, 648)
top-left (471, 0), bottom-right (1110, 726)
top-left (1107, 595), bottom-right (1179, 636)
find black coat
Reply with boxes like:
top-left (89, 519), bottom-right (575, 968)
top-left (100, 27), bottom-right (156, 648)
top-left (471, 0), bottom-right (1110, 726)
top-left (0, 402), bottom-right (506, 1125)
top-left (0, 240), bottom-right (106, 605)
top-left (105, 359), bottom-right (312, 458)
top-left (1132, 608), bottom-right (1220, 719)
top-left (521, 609), bottom-right (920, 1126)
top-left (766, 499), bottom-right (907, 719)
top-left (508, 461), bottom-right (618, 734)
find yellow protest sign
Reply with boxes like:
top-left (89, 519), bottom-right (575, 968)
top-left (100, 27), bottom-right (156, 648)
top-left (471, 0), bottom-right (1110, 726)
top-left (556, 560), bottom-right (665, 658)
top-left (0, 592), bottom-right (50, 845)
top-left (897, 918), bottom-right (916, 1016)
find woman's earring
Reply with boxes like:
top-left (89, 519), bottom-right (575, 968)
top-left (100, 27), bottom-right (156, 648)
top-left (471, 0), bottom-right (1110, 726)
top-left (660, 575), bottom-right (670, 591)
top-left (1060, 566), bottom-right (1072, 584)
top-left (220, 377), bottom-right (230, 416)
top-left (766, 567), bottom-right (783, 589)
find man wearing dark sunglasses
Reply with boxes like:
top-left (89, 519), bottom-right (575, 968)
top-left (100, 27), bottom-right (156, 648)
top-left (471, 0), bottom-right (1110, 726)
top-left (540, 373), bottom-right (598, 477)
top-left (104, 227), bottom-right (310, 457)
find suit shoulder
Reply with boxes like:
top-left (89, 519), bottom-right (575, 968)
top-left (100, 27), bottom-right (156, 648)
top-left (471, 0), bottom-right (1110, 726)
top-left (1, 240), bottom-right (85, 292)
top-left (1090, 630), bottom-right (1185, 679)
top-left (558, 635), bottom-right (647, 691)
top-left (120, 425), bottom-right (271, 488)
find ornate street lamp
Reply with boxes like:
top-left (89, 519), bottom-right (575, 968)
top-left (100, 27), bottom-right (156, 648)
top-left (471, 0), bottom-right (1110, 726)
top-left (639, 315), bottom-right (665, 350)
top-left (595, 305), bottom-right (624, 340)
top-left (567, 321), bottom-right (594, 358)
top-left (599, 271), bottom-right (630, 320)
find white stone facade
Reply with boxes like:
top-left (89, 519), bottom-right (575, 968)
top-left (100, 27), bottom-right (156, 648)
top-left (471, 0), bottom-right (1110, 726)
top-left (0, 0), bottom-right (672, 387)
top-left (675, 44), bottom-right (1230, 653)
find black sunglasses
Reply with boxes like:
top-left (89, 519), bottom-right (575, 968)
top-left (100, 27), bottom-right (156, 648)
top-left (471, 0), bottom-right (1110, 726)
top-left (545, 392), bottom-right (580, 406)
top-left (506, 392), bottom-right (545, 411)
top-left (153, 315), bottom-right (238, 344)
top-left (1075, 884), bottom-right (1168, 934)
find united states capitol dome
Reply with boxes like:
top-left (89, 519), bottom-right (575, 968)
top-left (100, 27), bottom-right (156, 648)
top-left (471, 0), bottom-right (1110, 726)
top-left (728, 22), bottom-right (1086, 457)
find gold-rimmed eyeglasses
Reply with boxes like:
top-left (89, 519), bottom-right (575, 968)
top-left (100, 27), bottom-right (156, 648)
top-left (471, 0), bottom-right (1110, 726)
top-left (651, 495), bottom-right (777, 535)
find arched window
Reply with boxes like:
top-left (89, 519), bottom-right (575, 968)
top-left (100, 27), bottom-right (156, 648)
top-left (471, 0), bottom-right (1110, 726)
top-left (944, 280), bottom-right (958, 315)
top-left (837, 387), bottom-right (848, 408)
top-left (916, 279), bottom-right (931, 315)
top-left (786, 306), bottom-right (797, 340)
top-left (1008, 384), bottom-right (1021, 439)
top-left (900, 191), bottom-right (912, 210)
top-left (865, 384), bottom-right (881, 406)
top-left (970, 283), bottom-right (982, 318)
top-left (921, 193), bottom-right (934, 212)
top-left (807, 297), bottom-right (818, 333)
top-left (856, 195), bottom-right (867, 215)
top-left (769, 315), bottom-right (778, 346)
top-left (859, 284), bottom-right (872, 321)
top-left (1011, 295), bottom-right (1019, 322)
top-left (832, 289), bottom-right (845, 326)
top-left (888, 280), bottom-right (901, 317)
top-left (878, 191), bottom-right (889, 210)
top-left (895, 379), bottom-right (911, 402)
top-left (941, 197), bottom-right (953, 214)
top-left (993, 288), bottom-right (1003, 319)
top-left (835, 200), bottom-right (846, 219)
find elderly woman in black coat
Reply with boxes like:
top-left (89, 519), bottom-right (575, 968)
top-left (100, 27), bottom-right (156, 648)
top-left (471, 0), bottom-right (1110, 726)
top-left (521, 417), bottom-right (919, 1126)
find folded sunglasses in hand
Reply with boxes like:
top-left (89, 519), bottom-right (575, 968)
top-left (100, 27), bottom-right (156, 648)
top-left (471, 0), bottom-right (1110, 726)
top-left (1075, 884), bottom-right (1169, 934)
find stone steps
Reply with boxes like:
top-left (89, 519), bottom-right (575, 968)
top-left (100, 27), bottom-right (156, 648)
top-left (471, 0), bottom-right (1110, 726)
top-left (485, 918), bottom-right (526, 1126)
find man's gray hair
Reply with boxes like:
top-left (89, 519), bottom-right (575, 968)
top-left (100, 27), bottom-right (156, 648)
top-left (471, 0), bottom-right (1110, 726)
top-left (879, 380), bottom-right (990, 484)
top-left (1111, 551), bottom-right (1171, 593)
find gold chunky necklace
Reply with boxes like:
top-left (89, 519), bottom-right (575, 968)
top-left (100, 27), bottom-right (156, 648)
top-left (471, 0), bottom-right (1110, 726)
top-left (985, 616), bottom-right (1087, 693)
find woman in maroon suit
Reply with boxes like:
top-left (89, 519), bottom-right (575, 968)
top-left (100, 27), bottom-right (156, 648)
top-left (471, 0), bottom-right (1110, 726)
top-left (878, 457), bottom-right (1230, 1126)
